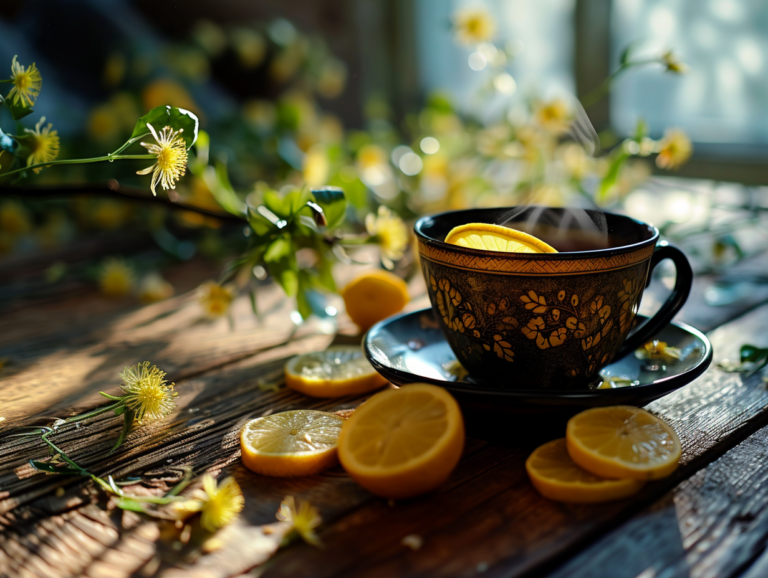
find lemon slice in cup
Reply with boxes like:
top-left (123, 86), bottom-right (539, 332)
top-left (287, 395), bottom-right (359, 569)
top-left (444, 223), bottom-right (557, 253)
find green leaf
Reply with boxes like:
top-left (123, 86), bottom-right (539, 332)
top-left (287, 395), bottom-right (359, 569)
top-left (619, 43), bottom-right (634, 66)
top-left (6, 98), bottom-right (34, 121)
top-left (316, 255), bottom-right (337, 293)
top-left (114, 405), bottom-right (126, 416)
top-left (29, 460), bottom-right (82, 475)
top-left (131, 105), bottom-right (199, 149)
top-left (115, 497), bottom-right (147, 513)
top-left (264, 189), bottom-right (290, 218)
top-left (633, 119), bottom-right (648, 141)
top-left (204, 163), bottom-right (246, 216)
top-left (110, 409), bottom-right (135, 454)
top-left (286, 188), bottom-right (313, 215)
top-left (267, 255), bottom-right (299, 297)
top-left (296, 285), bottom-right (313, 319)
top-left (741, 345), bottom-right (768, 364)
top-left (311, 187), bottom-right (347, 229)
top-left (248, 206), bottom-right (277, 237)
top-left (249, 290), bottom-right (259, 317)
top-left (596, 151), bottom-right (629, 202)
top-left (264, 235), bottom-right (291, 262)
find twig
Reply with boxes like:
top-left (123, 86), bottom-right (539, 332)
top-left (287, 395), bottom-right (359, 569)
top-left (0, 184), bottom-right (246, 222)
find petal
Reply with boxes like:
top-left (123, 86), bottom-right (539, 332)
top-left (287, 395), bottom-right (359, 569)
top-left (136, 164), bottom-right (156, 175)
top-left (146, 123), bottom-right (159, 141)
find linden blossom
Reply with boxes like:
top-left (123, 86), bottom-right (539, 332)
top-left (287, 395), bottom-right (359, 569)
top-left (136, 123), bottom-right (189, 196)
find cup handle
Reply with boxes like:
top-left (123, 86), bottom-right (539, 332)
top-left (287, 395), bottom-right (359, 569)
top-left (615, 241), bottom-right (693, 359)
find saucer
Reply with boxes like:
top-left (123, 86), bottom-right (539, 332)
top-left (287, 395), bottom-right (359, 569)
top-left (363, 308), bottom-right (713, 413)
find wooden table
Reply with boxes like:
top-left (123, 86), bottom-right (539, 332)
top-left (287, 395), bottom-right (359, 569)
top-left (3, 234), bottom-right (768, 578)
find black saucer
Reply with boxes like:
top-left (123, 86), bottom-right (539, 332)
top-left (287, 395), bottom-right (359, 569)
top-left (364, 308), bottom-right (713, 414)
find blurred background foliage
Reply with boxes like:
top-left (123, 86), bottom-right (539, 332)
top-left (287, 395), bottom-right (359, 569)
top-left (1, 0), bottom-right (766, 319)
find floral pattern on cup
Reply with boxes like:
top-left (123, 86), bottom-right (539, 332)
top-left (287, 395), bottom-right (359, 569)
top-left (427, 272), bottom-right (644, 379)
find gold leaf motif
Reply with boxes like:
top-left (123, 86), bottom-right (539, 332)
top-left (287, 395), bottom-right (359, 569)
top-left (571, 294), bottom-right (579, 307)
top-left (557, 290), bottom-right (566, 301)
top-left (549, 327), bottom-right (567, 347)
top-left (487, 302), bottom-right (497, 315)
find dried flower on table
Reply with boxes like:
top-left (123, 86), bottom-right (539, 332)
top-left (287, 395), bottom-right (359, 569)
top-left (276, 495), bottom-right (322, 547)
top-left (173, 474), bottom-right (245, 532)
top-left (119, 361), bottom-right (177, 423)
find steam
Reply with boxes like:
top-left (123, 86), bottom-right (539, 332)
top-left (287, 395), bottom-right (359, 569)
top-left (493, 98), bottom-right (608, 250)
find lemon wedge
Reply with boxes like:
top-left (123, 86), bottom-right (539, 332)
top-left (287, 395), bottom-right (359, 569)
top-left (444, 223), bottom-right (557, 253)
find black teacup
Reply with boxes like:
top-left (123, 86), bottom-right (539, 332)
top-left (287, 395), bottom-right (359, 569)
top-left (414, 206), bottom-right (693, 389)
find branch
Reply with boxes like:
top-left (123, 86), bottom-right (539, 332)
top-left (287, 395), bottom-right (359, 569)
top-left (0, 183), bottom-right (246, 222)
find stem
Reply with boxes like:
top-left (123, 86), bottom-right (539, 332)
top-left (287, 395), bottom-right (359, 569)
top-left (63, 401), bottom-right (124, 424)
top-left (40, 432), bottom-right (90, 475)
top-left (0, 153), bottom-right (155, 178)
top-left (580, 59), bottom-right (662, 108)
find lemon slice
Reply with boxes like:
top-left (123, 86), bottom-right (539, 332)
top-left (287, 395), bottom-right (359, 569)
top-left (341, 270), bottom-right (409, 331)
top-left (338, 383), bottom-right (465, 499)
top-left (285, 346), bottom-right (388, 398)
top-left (444, 223), bottom-right (557, 253)
top-left (240, 410), bottom-right (343, 477)
top-left (526, 438), bottom-right (645, 503)
top-left (566, 406), bottom-right (681, 481)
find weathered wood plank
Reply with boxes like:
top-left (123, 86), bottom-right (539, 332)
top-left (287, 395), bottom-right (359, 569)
top-left (261, 302), bottom-right (768, 578)
top-left (544, 421), bottom-right (768, 578)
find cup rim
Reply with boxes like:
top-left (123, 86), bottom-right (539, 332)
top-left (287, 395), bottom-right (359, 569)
top-left (413, 206), bottom-right (659, 259)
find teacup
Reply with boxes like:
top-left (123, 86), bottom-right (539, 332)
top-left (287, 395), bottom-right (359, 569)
top-left (414, 206), bottom-right (692, 389)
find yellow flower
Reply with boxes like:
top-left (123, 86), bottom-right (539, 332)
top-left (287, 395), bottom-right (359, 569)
top-left (656, 128), bottom-right (692, 170)
top-left (99, 258), bottom-right (135, 297)
top-left (173, 475), bottom-right (244, 532)
top-left (453, 8), bottom-right (496, 45)
top-left (661, 50), bottom-right (687, 74)
top-left (8, 55), bottom-right (42, 108)
top-left (138, 273), bottom-right (174, 303)
top-left (24, 117), bottom-right (60, 173)
top-left (119, 361), bottom-right (177, 423)
top-left (199, 475), bottom-right (244, 532)
top-left (535, 99), bottom-right (571, 134)
top-left (137, 124), bottom-right (189, 196)
top-left (0, 202), bottom-right (31, 235)
top-left (276, 495), bottom-right (322, 547)
top-left (365, 205), bottom-right (408, 269)
top-left (303, 145), bottom-right (330, 188)
top-left (198, 280), bottom-right (235, 318)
